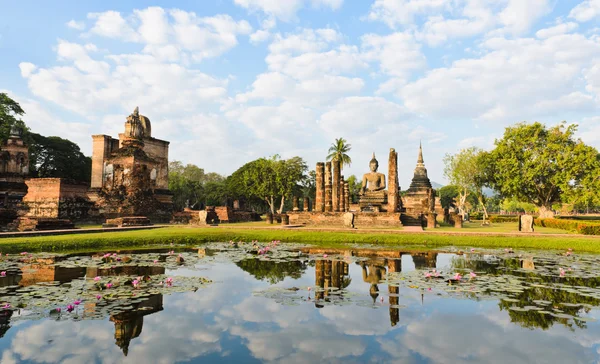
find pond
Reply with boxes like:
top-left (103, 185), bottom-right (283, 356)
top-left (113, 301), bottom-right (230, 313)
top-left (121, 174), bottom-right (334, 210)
top-left (0, 242), bottom-right (599, 363)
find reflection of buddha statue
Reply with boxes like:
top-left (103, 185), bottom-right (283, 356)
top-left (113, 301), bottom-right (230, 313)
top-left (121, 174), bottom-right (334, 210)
top-left (359, 153), bottom-right (388, 211)
top-left (360, 261), bottom-right (387, 303)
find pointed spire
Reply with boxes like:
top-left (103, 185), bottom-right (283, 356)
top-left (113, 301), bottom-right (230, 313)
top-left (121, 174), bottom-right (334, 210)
top-left (417, 141), bottom-right (424, 164)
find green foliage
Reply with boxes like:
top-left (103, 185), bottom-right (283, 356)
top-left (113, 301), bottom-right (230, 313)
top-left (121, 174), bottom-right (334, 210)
top-left (227, 155), bottom-right (308, 214)
top-left (168, 161), bottom-right (226, 210)
top-left (500, 197), bottom-right (538, 214)
top-left (438, 185), bottom-right (459, 209)
top-left (443, 147), bottom-right (488, 218)
top-left (0, 93), bottom-right (28, 143)
top-left (346, 175), bottom-right (362, 203)
top-left (535, 218), bottom-right (600, 235)
top-left (236, 259), bottom-right (306, 284)
top-left (489, 215), bottom-right (520, 223)
top-left (484, 122), bottom-right (600, 217)
top-left (326, 137), bottom-right (352, 171)
top-left (28, 133), bottom-right (91, 182)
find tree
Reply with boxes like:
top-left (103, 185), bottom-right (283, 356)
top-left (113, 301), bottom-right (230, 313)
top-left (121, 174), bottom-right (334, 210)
top-left (438, 185), bottom-right (459, 209)
top-left (28, 133), bottom-right (91, 182)
top-left (443, 147), bottom-right (489, 221)
top-left (0, 93), bottom-right (28, 142)
top-left (346, 175), bottom-right (362, 203)
top-left (168, 161), bottom-right (227, 210)
top-left (485, 122), bottom-right (600, 218)
top-left (228, 156), bottom-right (308, 215)
top-left (326, 137), bottom-right (352, 171)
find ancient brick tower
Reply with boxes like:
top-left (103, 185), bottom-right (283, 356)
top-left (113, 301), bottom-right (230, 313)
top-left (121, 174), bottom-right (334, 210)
top-left (89, 107), bottom-right (173, 221)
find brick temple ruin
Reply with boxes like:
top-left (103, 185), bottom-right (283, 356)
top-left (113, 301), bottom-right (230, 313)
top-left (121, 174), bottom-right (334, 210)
top-left (88, 107), bottom-right (173, 223)
top-left (288, 144), bottom-right (442, 229)
top-left (5, 108), bottom-right (174, 231)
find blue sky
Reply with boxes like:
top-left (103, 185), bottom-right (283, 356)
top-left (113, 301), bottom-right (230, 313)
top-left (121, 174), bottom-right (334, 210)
top-left (1, 0), bottom-right (600, 187)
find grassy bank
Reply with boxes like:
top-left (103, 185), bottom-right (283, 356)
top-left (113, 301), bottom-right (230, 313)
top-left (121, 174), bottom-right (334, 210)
top-left (1, 226), bottom-right (599, 254)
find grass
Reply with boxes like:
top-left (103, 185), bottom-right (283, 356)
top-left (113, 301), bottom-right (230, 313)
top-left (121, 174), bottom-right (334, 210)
top-left (0, 226), bottom-right (599, 254)
top-left (436, 221), bottom-right (573, 235)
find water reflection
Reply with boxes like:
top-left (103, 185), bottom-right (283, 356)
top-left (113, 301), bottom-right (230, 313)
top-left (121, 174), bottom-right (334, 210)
top-left (0, 246), bottom-right (599, 363)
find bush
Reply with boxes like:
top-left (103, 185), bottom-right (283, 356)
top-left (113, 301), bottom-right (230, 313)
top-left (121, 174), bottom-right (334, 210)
top-left (534, 218), bottom-right (600, 235)
top-left (489, 215), bottom-right (519, 223)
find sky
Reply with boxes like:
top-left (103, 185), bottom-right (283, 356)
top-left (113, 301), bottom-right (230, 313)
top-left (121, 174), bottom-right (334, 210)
top-left (1, 0), bottom-right (600, 188)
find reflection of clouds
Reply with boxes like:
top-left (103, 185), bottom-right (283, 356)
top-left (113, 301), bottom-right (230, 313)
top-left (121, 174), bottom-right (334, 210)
top-left (393, 312), bottom-right (597, 363)
top-left (230, 322), bottom-right (366, 362)
top-left (319, 305), bottom-right (393, 336)
top-left (226, 296), bottom-right (315, 328)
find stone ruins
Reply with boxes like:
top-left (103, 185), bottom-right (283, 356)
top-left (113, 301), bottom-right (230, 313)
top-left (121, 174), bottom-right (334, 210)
top-left (288, 144), bottom-right (442, 229)
top-left (89, 107), bottom-right (173, 223)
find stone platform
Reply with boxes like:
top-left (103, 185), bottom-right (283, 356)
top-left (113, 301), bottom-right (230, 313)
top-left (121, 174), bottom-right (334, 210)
top-left (104, 216), bottom-right (152, 228)
top-left (9, 217), bottom-right (76, 232)
top-left (288, 211), bottom-right (402, 228)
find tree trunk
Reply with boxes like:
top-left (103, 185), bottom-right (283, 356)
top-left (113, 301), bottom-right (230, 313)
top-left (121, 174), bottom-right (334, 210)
top-left (265, 196), bottom-right (275, 215)
top-left (278, 195), bottom-right (285, 214)
top-left (538, 205), bottom-right (554, 218)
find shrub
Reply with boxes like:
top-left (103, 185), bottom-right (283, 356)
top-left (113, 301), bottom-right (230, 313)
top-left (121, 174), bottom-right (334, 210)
top-left (489, 215), bottom-right (519, 223)
top-left (534, 218), bottom-right (600, 235)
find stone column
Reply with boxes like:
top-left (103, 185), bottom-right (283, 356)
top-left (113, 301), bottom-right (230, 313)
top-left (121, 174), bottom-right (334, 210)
top-left (332, 159), bottom-right (340, 212)
top-left (340, 176), bottom-right (345, 212)
top-left (427, 213), bottom-right (437, 229)
top-left (315, 162), bottom-right (325, 212)
top-left (303, 197), bottom-right (310, 212)
top-left (387, 148), bottom-right (399, 212)
top-left (344, 182), bottom-right (350, 212)
top-left (292, 196), bottom-right (300, 211)
top-left (325, 162), bottom-right (333, 212)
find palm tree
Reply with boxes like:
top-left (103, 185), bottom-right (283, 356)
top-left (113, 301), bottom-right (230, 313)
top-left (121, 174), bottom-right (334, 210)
top-left (327, 138), bottom-right (352, 171)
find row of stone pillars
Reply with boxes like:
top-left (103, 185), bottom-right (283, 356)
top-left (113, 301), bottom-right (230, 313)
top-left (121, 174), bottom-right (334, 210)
top-left (292, 196), bottom-right (312, 212)
top-left (315, 160), bottom-right (350, 212)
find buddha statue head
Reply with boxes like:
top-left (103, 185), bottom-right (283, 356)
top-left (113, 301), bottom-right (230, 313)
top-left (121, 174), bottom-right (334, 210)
top-left (369, 153), bottom-right (379, 172)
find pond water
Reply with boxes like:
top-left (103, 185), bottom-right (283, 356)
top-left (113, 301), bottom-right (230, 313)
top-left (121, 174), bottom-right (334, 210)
top-left (0, 243), bottom-right (599, 363)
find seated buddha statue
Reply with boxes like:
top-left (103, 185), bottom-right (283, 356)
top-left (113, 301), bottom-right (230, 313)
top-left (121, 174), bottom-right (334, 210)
top-left (359, 153), bottom-right (388, 211)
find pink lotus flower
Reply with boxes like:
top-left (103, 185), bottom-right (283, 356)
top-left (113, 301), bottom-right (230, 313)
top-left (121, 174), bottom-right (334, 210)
top-left (94, 276), bottom-right (101, 281)
top-left (559, 268), bottom-right (565, 277)
top-left (470, 248), bottom-right (475, 252)
top-left (323, 254), bottom-right (328, 258)
top-left (153, 260), bottom-right (158, 264)
top-left (308, 287), bottom-right (311, 291)
top-left (166, 277), bottom-right (173, 286)
top-left (454, 273), bottom-right (462, 280)
top-left (380, 296), bottom-right (384, 302)
top-left (566, 251), bottom-right (572, 256)
top-left (112, 253), bottom-right (117, 257)
top-left (469, 272), bottom-right (477, 279)
top-left (0, 271), bottom-right (6, 277)
top-left (428, 287), bottom-right (432, 291)
top-left (66, 304), bottom-right (74, 312)
top-left (96, 295), bottom-right (102, 300)
top-left (169, 250), bottom-right (174, 255)
top-left (116, 257), bottom-right (122, 261)
top-left (106, 283), bottom-right (113, 289)
top-left (132, 279), bottom-right (139, 288)
top-left (20, 252), bottom-right (27, 255)
top-left (56, 307), bottom-right (61, 312)
top-left (2, 303), bottom-right (10, 309)
top-left (73, 299), bottom-right (81, 305)
top-left (425, 272), bottom-right (432, 278)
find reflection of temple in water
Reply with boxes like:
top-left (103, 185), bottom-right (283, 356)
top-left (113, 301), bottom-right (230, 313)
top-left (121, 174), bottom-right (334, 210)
top-left (314, 260), bottom-right (351, 307)
top-left (109, 294), bottom-right (163, 356)
top-left (0, 309), bottom-right (13, 338)
top-left (311, 249), bottom-right (441, 327)
top-left (86, 265), bottom-right (165, 278)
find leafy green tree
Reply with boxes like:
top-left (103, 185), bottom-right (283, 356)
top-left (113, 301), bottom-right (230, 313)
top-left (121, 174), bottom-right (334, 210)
top-left (485, 122), bottom-right (600, 218)
top-left (326, 137), bottom-right (352, 171)
top-left (28, 133), bottom-right (91, 182)
top-left (444, 147), bottom-right (489, 220)
top-left (346, 175), bottom-right (362, 203)
top-left (228, 155), bottom-right (308, 214)
top-left (438, 185), bottom-right (459, 209)
top-left (168, 161), bottom-right (226, 210)
top-left (0, 93), bottom-right (28, 142)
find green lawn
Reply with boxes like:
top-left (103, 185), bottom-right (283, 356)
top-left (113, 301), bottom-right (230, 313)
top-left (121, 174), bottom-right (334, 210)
top-left (0, 226), bottom-right (598, 254)
top-left (436, 221), bottom-right (573, 235)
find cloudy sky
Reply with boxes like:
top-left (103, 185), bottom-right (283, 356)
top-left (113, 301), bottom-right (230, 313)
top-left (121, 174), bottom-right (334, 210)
top-left (1, 0), bottom-right (600, 187)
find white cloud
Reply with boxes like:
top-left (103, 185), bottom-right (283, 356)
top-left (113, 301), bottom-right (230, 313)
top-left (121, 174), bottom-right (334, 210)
top-left (367, 0), bottom-right (450, 28)
top-left (569, 0), bottom-right (600, 22)
top-left (18, 62), bottom-right (36, 78)
top-left (535, 22), bottom-right (579, 39)
top-left (234, 0), bottom-right (343, 22)
top-left (87, 10), bottom-right (139, 41)
top-left (497, 0), bottom-right (552, 35)
top-left (66, 19), bottom-right (85, 30)
top-left (361, 32), bottom-right (425, 77)
top-left (397, 32), bottom-right (600, 122)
